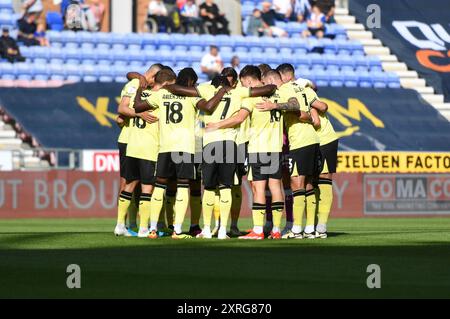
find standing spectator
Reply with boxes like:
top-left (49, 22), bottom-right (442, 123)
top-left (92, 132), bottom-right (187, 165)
top-left (89, 0), bottom-right (105, 30)
top-left (230, 56), bottom-right (241, 74)
top-left (273, 0), bottom-right (292, 21)
top-left (302, 5), bottom-right (326, 38)
top-left (21, 0), bottom-right (43, 18)
top-left (181, 0), bottom-right (204, 33)
top-left (201, 45), bottom-right (223, 80)
top-left (292, 0), bottom-right (311, 22)
top-left (0, 28), bottom-right (26, 63)
top-left (261, 2), bottom-right (288, 37)
top-left (34, 23), bottom-right (50, 47)
top-left (148, 0), bottom-right (176, 32)
top-left (246, 9), bottom-right (265, 37)
top-left (199, 0), bottom-right (229, 35)
top-left (18, 14), bottom-right (40, 46)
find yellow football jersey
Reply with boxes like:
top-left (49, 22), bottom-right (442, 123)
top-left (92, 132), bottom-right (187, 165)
top-left (117, 79), bottom-right (140, 144)
top-left (315, 102), bottom-right (338, 146)
top-left (125, 90), bottom-right (160, 162)
top-left (282, 83), bottom-right (320, 150)
top-left (145, 89), bottom-right (202, 154)
top-left (242, 92), bottom-right (284, 153)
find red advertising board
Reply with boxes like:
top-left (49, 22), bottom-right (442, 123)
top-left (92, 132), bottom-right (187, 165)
top-left (0, 171), bottom-right (448, 218)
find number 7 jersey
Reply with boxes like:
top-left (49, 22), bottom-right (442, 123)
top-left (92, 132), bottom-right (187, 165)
top-left (144, 88), bottom-right (203, 154)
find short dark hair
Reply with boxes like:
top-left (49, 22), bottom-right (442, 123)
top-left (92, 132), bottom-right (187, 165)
top-left (221, 67), bottom-right (238, 85)
top-left (176, 67), bottom-right (198, 87)
top-left (210, 45), bottom-right (219, 51)
top-left (211, 75), bottom-right (230, 88)
top-left (264, 69), bottom-right (282, 81)
top-left (276, 63), bottom-right (295, 76)
top-left (155, 69), bottom-right (177, 85)
top-left (258, 64), bottom-right (272, 76)
top-left (239, 65), bottom-right (261, 81)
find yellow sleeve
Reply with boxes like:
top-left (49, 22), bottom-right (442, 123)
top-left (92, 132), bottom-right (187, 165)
top-left (236, 86), bottom-right (251, 99)
top-left (241, 98), bottom-right (253, 114)
top-left (196, 84), bottom-right (215, 100)
top-left (122, 79), bottom-right (140, 97)
top-left (305, 87), bottom-right (319, 105)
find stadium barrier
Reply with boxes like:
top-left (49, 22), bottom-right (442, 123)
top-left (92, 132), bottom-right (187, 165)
top-left (0, 171), bottom-right (448, 218)
top-left (1, 83), bottom-right (449, 151)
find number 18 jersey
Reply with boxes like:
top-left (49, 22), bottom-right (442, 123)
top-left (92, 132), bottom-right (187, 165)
top-left (145, 89), bottom-right (202, 154)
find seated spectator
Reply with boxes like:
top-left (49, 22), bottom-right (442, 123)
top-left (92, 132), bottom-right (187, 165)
top-left (199, 0), bottom-right (229, 35)
top-left (148, 0), bottom-right (176, 33)
top-left (21, 0), bottom-right (43, 18)
top-left (292, 0), bottom-right (311, 22)
top-left (316, 0), bottom-right (336, 23)
top-left (230, 56), bottom-right (241, 74)
top-left (89, 0), bottom-right (105, 31)
top-left (201, 45), bottom-right (223, 80)
top-left (302, 5), bottom-right (325, 38)
top-left (273, 0), bottom-right (292, 21)
top-left (18, 14), bottom-right (40, 46)
top-left (176, 0), bottom-right (187, 10)
top-left (261, 2), bottom-right (288, 37)
top-left (34, 23), bottom-right (49, 47)
top-left (246, 9), bottom-right (265, 37)
top-left (0, 28), bottom-right (26, 63)
top-left (181, 0), bottom-right (204, 34)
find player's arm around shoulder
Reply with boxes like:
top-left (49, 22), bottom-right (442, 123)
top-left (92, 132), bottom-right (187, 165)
top-left (197, 86), bottom-right (228, 113)
top-left (164, 84), bottom-right (200, 97)
top-left (249, 84), bottom-right (277, 98)
top-left (308, 88), bottom-right (328, 113)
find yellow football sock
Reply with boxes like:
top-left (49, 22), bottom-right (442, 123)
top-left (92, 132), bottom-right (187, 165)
top-left (271, 201), bottom-right (284, 232)
top-left (165, 190), bottom-right (176, 226)
top-left (219, 186), bottom-right (232, 229)
top-left (190, 191), bottom-right (202, 226)
top-left (202, 189), bottom-right (216, 229)
top-left (292, 189), bottom-right (306, 232)
top-left (305, 189), bottom-right (316, 227)
top-left (138, 193), bottom-right (152, 229)
top-left (318, 179), bottom-right (333, 225)
top-left (213, 191), bottom-right (220, 226)
top-left (149, 184), bottom-right (166, 228)
top-left (117, 191), bottom-right (132, 224)
top-left (174, 184), bottom-right (190, 234)
top-left (230, 185), bottom-right (242, 227)
top-left (252, 203), bottom-right (266, 234)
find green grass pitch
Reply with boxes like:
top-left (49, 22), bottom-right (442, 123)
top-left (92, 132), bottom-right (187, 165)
top-left (0, 217), bottom-right (449, 298)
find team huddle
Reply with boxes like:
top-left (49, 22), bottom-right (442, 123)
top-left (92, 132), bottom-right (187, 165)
top-left (113, 62), bottom-right (338, 240)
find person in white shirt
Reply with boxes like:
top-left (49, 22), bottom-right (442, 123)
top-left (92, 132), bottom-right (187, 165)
top-left (273, 0), bottom-right (292, 20)
top-left (181, 0), bottom-right (204, 33)
top-left (148, 0), bottom-right (175, 32)
top-left (201, 45), bottom-right (224, 80)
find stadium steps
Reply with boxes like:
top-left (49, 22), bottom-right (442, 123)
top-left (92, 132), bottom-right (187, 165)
top-left (0, 116), bottom-right (50, 170)
top-left (340, 5), bottom-right (450, 121)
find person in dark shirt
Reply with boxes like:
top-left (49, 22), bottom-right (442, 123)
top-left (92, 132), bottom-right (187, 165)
top-left (199, 0), bottom-right (229, 35)
top-left (18, 14), bottom-right (40, 46)
top-left (0, 28), bottom-right (26, 63)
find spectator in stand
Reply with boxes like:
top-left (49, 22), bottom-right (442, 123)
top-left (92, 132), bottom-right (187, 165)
top-left (34, 23), bottom-right (50, 47)
top-left (261, 1), bottom-right (288, 37)
top-left (273, 0), bottom-right (292, 21)
top-left (246, 8), bottom-right (265, 37)
top-left (181, 0), bottom-right (204, 34)
top-left (89, 0), bottom-right (105, 31)
top-left (148, 0), bottom-right (176, 33)
top-left (316, 0), bottom-right (336, 23)
top-left (0, 28), bottom-right (26, 63)
top-left (230, 56), bottom-right (241, 74)
top-left (18, 14), bottom-right (40, 46)
top-left (302, 5), bottom-right (325, 38)
top-left (291, 0), bottom-right (311, 22)
top-left (176, 0), bottom-right (186, 10)
top-left (21, 0), bottom-right (43, 18)
top-left (201, 45), bottom-right (223, 80)
top-left (199, 0), bottom-right (229, 35)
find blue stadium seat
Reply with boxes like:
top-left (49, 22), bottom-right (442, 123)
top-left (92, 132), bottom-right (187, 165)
top-left (83, 75), bottom-right (98, 82)
top-left (112, 43), bottom-right (127, 51)
top-left (96, 43), bottom-right (110, 50)
top-left (34, 74), bottom-right (49, 81)
top-left (81, 43), bottom-right (95, 50)
top-left (46, 12), bottom-right (64, 31)
top-left (358, 71), bottom-right (373, 88)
